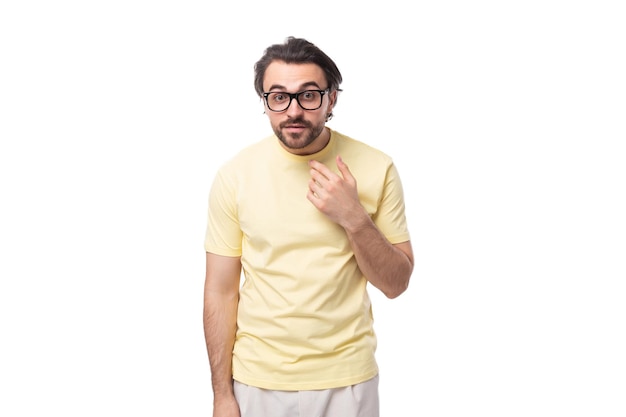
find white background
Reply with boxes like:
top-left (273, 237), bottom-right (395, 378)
top-left (1, 1), bottom-right (625, 416)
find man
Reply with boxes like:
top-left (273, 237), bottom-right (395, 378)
top-left (203, 36), bottom-right (414, 417)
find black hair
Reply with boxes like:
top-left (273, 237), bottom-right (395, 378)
top-left (253, 36), bottom-right (343, 100)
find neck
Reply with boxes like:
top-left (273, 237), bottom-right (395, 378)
top-left (310, 127), bottom-right (331, 154)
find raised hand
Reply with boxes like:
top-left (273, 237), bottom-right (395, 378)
top-left (307, 155), bottom-right (368, 230)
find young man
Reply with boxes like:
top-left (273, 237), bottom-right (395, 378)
top-left (203, 36), bottom-right (414, 417)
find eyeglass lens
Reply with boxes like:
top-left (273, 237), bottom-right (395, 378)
top-left (266, 90), bottom-right (323, 111)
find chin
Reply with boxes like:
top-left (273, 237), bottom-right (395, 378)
top-left (285, 140), bottom-right (309, 150)
top-left (280, 133), bottom-right (308, 148)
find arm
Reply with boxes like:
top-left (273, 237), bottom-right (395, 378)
top-left (203, 252), bottom-right (242, 417)
top-left (346, 224), bottom-right (413, 299)
top-left (307, 156), bottom-right (414, 299)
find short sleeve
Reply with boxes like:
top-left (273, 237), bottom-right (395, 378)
top-left (204, 169), bottom-right (243, 256)
top-left (372, 162), bottom-right (411, 244)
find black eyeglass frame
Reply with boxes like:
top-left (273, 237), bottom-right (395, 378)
top-left (262, 88), bottom-right (331, 112)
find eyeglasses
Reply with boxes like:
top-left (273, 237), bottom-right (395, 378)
top-left (262, 88), bottom-right (330, 112)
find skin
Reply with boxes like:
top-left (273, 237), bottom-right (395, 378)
top-left (203, 253), bottom-right (241, 417)
top-left (264, 61), bottom-right (335, 155)
top-left (203, 60), bottom-right (414, 417)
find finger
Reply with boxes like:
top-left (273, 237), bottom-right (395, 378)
top-left (336, 155), bottom-right (354, 182)
top-left (309, 177), bottom-right (325, 195)
top-left (308, 159), bottom-right (335, 180)
top-left (307, 180), bottom-right (322, 200)
top-left (309, 169), bottom-right (329, 188)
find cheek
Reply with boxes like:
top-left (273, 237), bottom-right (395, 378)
top-left (266, 113), bottom-right (285, 128)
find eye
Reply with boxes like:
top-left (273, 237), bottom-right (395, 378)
top-left (300, 91), bottom-right (315, 101)
top-left (270, 92), bottom-right (288, 103)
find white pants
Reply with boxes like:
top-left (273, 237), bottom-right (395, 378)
top-left (233, 375), bottom-right (380, 417)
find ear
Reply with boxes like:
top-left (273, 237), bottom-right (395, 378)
top-left (327, 89), bottom-right (338, 111)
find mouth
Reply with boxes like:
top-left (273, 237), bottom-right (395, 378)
top-left (285, 124), bottom-right (305, 129)
top-left (283, 124), bottom-right (307, 134)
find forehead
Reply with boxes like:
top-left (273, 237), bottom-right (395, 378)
top-left (263, 61), bottom-right (326, 91)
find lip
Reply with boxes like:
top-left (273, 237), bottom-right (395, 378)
top-left (284, 125), bottom-right (306, 131)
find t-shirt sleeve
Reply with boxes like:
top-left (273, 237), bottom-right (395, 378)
top-left (204, 169), bottom-right (243, 256)
top-left (373, 162), bottom-right (411, 244)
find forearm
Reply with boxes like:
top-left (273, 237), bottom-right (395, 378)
top-left (203, 291), bottom-right (239, 399)
top-left (306, 157), bottom-right (413, 298)
top-left (344, 212), bottom-right (413, 299)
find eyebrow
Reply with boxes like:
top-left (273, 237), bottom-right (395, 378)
top-left (266, 81), bottom-right (322, 92)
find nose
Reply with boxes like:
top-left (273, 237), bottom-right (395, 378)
top-left (285, 97), bottom-right (305, 117)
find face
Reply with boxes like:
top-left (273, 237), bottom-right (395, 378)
top-left (262, 61), bottom-right (336, 155)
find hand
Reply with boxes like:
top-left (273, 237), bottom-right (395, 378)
top-left (307, 155), bottom-right (368, 230)
top-left (212, 395), bottom-right (240, 417)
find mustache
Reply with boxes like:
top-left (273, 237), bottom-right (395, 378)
top-left (280, 118), bottom-right (312, 129)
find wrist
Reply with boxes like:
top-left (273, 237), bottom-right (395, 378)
top-left (342, 208), bottom-right (372, 234)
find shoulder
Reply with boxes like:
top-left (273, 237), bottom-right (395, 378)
top-left (331, 129), bottom-right (394, 168)
top-left (218, 134), bottom-right (275, 175)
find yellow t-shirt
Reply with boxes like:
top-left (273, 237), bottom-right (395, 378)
top-left (205, 129), bottom-right (410, 390)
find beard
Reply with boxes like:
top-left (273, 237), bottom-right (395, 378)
top-left (273, 117), bottom-right (326, 151)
